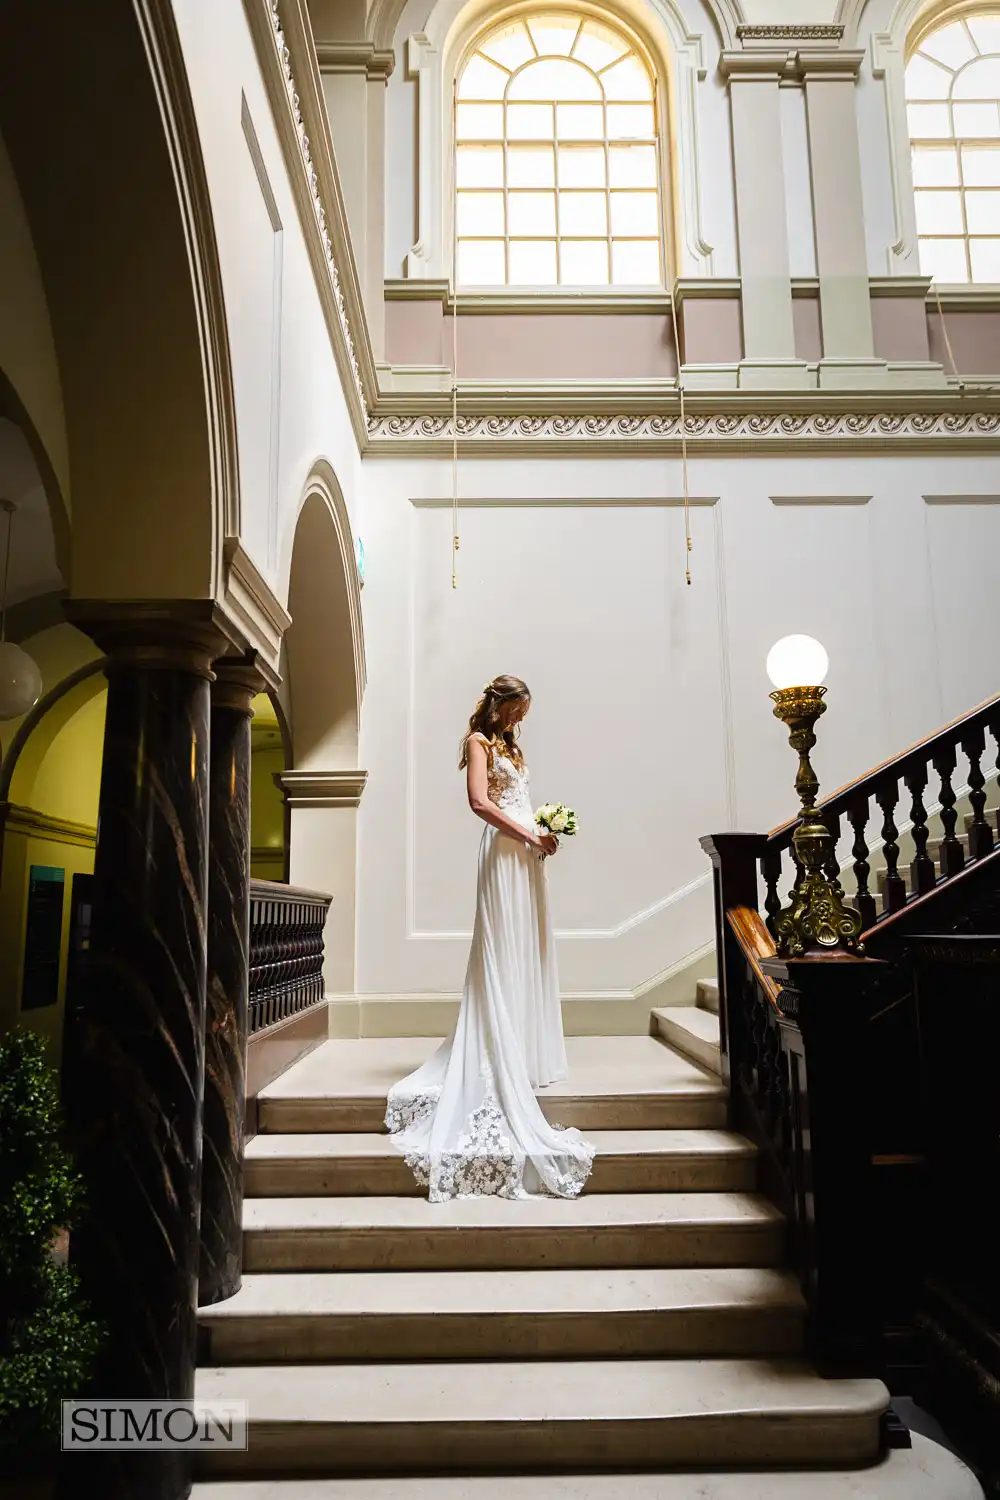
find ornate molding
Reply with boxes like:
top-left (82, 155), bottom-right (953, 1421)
top-left (366, 409), bottom-right (1000, 452)
top-left (315, 41), bottom-right (395, 81)
top-left (736, 24), bottom-right (845, 41)
top-left (221, 537), bottom-right (291, 687)
top-left (275, 769), bottom-right (369, 807)
top-left (2, 803), bottom-right (97, 849)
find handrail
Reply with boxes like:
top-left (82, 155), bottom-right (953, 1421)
top-left (767, 690), bottom-right (1000, 847)
top-left (727, 906), bottom-right (781, 1004)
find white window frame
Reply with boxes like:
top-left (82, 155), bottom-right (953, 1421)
top-left (404, 0), bottom-right (716, 288)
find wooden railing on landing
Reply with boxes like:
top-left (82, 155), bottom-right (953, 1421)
top-left (702, 690), bottom-right (1000, 1387)
top-left (248, 880), bottom-right (332, 1035)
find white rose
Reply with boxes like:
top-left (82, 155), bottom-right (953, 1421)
top-left (551, 813), bottom-right (567, 833)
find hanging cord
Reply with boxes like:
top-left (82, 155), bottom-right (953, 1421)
top-left (668, 279), bottom-right (692, 585)
top-left (0, 502), bottom-right (13, 643)
top-left (451, 80), bottom-right (460, 589)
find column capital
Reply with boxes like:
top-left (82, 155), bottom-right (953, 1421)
top-left (275, 769), bottom-right (369, 808)
top-left (720, 46), bottom-right (865, 84)
top-left (797, 49), bottom-right (865, 80)
top-left (315, 41), bottom-right (395, 82)
top-left (719, 50), bottom-right (795, 81)
top-left (64, 599), bottom-right (231, 680)
top-left (213, 652), bottom-right (267, 715)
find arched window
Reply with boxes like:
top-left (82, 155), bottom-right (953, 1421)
top-left (454, 11), bottom-right (662, 287)
top-left (905, 13), bottom-right (1000, 282)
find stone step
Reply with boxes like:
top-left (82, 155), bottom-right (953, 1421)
top-left (189, 1431), bottom-right (984, 1498)
top-left (244, 1128), bottom-right (756, 1197)
top-left (697, 977), bottom-right (719, 1014)
top-left (650, 1007), bottom-right (722, 1076)
top-left (258, 1037), bottom-right (727, 1135)
top-left (193, 1358), bottom-right (888, 1477)
top-left (243, 1191), bottom-right (785, 1273)
top-left (198, 1267), bottom-right (804, 1364)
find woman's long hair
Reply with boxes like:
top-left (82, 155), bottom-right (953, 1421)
top-left (459, 675), bottom-right (530, 768)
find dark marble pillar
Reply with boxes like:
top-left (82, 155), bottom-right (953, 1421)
top-left (58, 608), bottom-right (224, 1500)
top-left (198, 656), bottom-right (263, 1308)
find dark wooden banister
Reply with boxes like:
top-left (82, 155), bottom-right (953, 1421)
top-left (248, 879), bottom-right (332, 1035)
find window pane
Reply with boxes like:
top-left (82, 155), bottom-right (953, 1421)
top-left (558, 146), bottom-right (606, 186)
top-left (507, 146), bottom-right (555, 186)
top-left (611, 239), bottom-right (660, 283)
top-left (479, 23), bottom-right (534, 71)
top-left (507, 103), bottom-right (554, 139)
top-left (459, 54), bottom-right (509, 100)
top-left (556, 103), bottom-right (604, 139)
top-left (952, 56), bottom-right (1000, 100)
top-left (963, 147), bottom-right (1000, 185)
top-left (918, 236), bottom-right (969, 280)
top-left (966, 190), bottom-right (1000, 232)
top-left (457, 103), bottom-right (503, 139)
top-left (610, 190), bottom-right (659, 235)
top-left (907, 102), bottom-right (951, 137)
top-left (904, 54), bottom-right (953, 100)
top-left (911, 147), bottom-right (959, 185)
top-left (457, 240), bottom-right (506, 283)
top-left (572, 21), bottom-right (628, 72)
top-left (601, 55), bottom-right (652, 101)
top-left (970, 238), bottom-right (1000, 278)
top-left (609, 143), bottom-right (657, 187)
top-left (607, 103), bottom-right (655, 139)
top-left (526, 15), bottom-right (579, 57)
top-left (920, 21), bottom-right (975, 71)
top-left (559, 190), bottom-right (607, 234)
top-left (968, 17), bottom-right (1000, 55)
top-left (561, 240), bottom-right (609, 283)
top-left (508, 190), bottom-right (556, 234)
top-left (509, 240), bottom-right (557, 283)
top-left (953, 102), bottom-right (1000, 136)
top-left (508, 57), bottom-right (600, 100)
top-left (456, 191), bottom-right (505, 235)
top-left (456, 146), bottom-right (504, 187)
top-left (914, 189), bottom-right (964, 232)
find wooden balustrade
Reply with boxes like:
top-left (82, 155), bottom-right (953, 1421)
top-left (702, 689), bottom-right (1000, 1386)
top-left (248, 880), bottom-right (332, 1035)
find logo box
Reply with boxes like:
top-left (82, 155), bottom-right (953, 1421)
top-left (61, 1401), bottom-right (249, 1451)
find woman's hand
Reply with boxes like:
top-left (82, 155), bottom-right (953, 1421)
top-left (534, 830), bottom-right (558, 857)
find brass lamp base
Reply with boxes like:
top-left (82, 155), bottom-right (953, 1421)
top-left (770, 685), bottom-right (864, 958)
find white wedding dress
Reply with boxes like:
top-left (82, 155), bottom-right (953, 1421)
top-left (385, 737), bottom-right (595, 1201)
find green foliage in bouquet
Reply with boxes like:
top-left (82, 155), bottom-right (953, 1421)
top-left (535, 803), bottom-right (579, 836)
top-left (0, 1028), bottom-right (103, 1461)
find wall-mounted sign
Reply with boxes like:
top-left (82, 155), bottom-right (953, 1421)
top-left (356, 536), bottom-right (365, 587)
top-left (21, 865), bottom-right (65, 1011)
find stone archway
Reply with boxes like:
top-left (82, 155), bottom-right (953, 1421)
top-left (279, 462), bottom-right (367, 995)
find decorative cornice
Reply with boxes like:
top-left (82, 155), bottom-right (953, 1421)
top-left (2, 803), bottom-right (97, 849)
top-left (366, 409), bottom-right (1000, 453)
top-left (736, 24), bottom-right (845, 41)
top-left (275, 769), bottom-right (369, 807)
top-left (221, 537), bottom-right (291, 687)
top-left (315, 41), bottom-right (395, 81)
top-left (720, 44), bottom-right (863, 81)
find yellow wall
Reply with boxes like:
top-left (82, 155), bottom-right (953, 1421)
top-left (250, 744), bottom-right (285, 881)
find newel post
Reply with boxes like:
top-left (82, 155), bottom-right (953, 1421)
top-left (700, 834), bottom-right (768, 1090)
top-left (761, 952), bottom-right (887, 1374)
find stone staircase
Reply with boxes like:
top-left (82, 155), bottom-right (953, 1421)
top-left (189, 1022), bottom-right (976, 1496)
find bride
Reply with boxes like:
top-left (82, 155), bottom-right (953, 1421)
top-left (386, 675), bottom-right (595, 1202)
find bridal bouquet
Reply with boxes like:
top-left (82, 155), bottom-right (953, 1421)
top-left (535, 803), bottom-right (578, 838)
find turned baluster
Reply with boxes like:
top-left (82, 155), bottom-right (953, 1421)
top-left (962, 726), bottom-right (994, 860)
top-left (846, 794), bottom-right (877, 929)
top-left (990, 716), bottom-right (1000, 840)
top-left (904, 759), bottom-right (937, 896)
top-left (932, 744), bottom-right (965, 877)
top-left (823, 812), bottom-right (841, 885)
top-left (761, 847), bottom-right (784, 938)
top-left (875, 779), bottom-right (907, 914)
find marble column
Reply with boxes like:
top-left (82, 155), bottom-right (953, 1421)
top-left (198, 655), bottom-right (264, 1308)
top-left (57, 607), bottom-right (223, 1500)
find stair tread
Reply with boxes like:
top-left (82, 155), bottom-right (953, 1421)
top-left (244, 1191), bottom-right (783, 1233)
top-left (195, 1357), bottom-right (886, 1424)
top-left (200, 1267), bottom-right (804, 1322)
top-left (651, 1008), bottom-right (721, 1046)
top-left (259, 1036), bottom-right (724, 1104)
top-left (189, 1431), bottom-right (984, 1498)
top-left (245, 1129), bottom-right (753, 1163)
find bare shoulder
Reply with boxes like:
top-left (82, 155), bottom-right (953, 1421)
top-left (468, 732), bottom-right (490, 753)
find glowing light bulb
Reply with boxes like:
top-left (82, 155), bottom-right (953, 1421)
top-left (766, 635), bottom-right (829, 691)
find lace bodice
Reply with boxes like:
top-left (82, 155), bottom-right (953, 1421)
top-left (479, 737), bottom-right (534, 829)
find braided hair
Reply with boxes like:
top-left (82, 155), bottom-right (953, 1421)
top-left (458, 674), bottom-right (531, 768)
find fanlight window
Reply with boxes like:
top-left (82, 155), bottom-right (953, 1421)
top-left (905, 14), bottom-right (1000, 282)
top-left (455, 12), bottom-right (662, 287)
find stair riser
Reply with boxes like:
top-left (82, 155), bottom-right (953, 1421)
top-left (243, 1224), bottom-right (784, 1274)
top-left (200, 1308), bottom-right (804, 1365)
top-left (650, 1020), bottom-right (721, 1077)
top-left (258, 1098), bottom-right (727, 1135)
top-left (194, 1412), bottom-right (880, 1478)
top-left (696, 980), bottom-right (719, 1015)
top-left (244, 1154), bottom-right (757, 1198)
